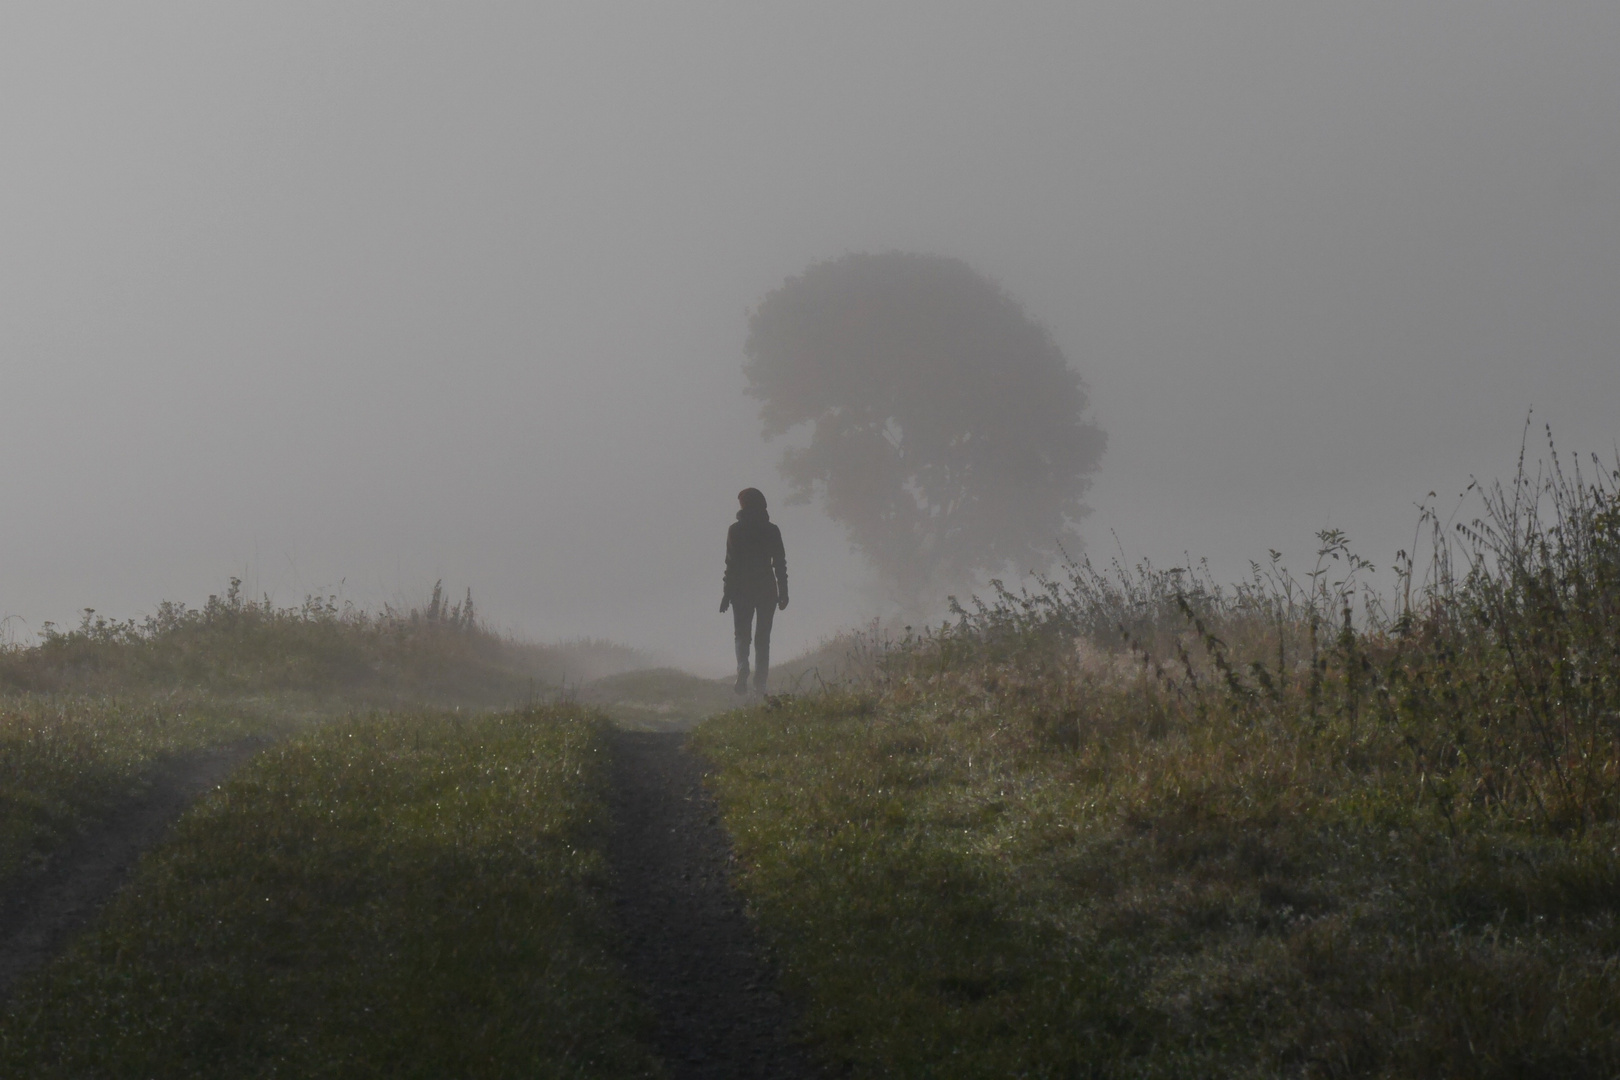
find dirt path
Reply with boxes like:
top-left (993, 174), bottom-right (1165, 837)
top-left (608, 729), bottom-right (824, 1079)
top-left (0, 738), bottom-right (269, 1004)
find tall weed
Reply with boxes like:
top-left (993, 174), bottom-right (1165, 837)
top-left (918, 428), bottom-right (1620, 833)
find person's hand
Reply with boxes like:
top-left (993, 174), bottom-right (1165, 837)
top-left (778, 595), bottom-right (789, 611)
top-left (719, 596), bottom-right (730, 613)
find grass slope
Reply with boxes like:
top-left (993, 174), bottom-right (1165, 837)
top-left (0, 706), bottom-right (660, 1079)
top-left (694, 448), bottom-right (1620, 1078)
top-left (0, 579), bottom-right (602, 707)
top-left (698, 689), bottom-right (1620, 1078)
top-left (0, 581), bottom-right (652, 893)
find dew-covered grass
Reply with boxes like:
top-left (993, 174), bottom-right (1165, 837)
top-left (0, 705), bottom-right (661, 1079)
top-left (0, 694), bottom-right (290, 892)
top-left (0, 580), bottom-right (636, 897)
top-left (699, 686), bottom-right (1620, 1077)
top-left (694, 445), bottom-right (1620, 1078)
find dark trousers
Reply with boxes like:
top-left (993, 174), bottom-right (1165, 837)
top-left (732, 601), bottom-right (776, 689)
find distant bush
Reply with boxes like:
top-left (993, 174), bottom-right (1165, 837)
top-left (0, 579), bottom-right (557, 704)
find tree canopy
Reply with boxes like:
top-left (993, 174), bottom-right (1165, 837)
top-left (745, 251), bottom-right (1106, 609)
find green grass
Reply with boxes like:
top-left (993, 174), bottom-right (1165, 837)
top-left (697, 685), bottom-right (1620, 1078)
top-left (0, 579), bottom-right (657, 893)
top-left (0, 705), bottom-right (660, 1079)
top-left (693, 444), bottom-right (1620, 1078)
top-left (0, 694), bottom-right (294, 892)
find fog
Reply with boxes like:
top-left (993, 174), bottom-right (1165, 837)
top-left (3, 4), bottom-right (1617, 672)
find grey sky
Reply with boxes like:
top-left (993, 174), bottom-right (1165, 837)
top-left (3, 3), bottom-right (1617, 671)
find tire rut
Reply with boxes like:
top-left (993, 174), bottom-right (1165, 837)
top-left (608, 728), bottom-right (823, 1079)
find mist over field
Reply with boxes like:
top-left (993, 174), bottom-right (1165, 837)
top-left (3, 4), bottom-right (1618, 673)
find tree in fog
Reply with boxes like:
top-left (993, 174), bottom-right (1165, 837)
top-left (745, 251), bottom-right (1106, 609)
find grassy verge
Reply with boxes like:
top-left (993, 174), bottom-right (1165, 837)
top-left (694, 447), bottom-right (1620, 1078)
top-left (0, 705), bottom-right (660, 1079)
top-left (698, 688), bottom-right (1620, 1078)
top-left (0, 694), bottom-right (293, 892)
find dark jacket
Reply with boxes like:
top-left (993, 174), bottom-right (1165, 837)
top-left (724, 507), bottom-right (787, 607)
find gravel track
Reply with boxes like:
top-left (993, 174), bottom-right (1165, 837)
top-left (608, 729), bottom-right (824, 1079)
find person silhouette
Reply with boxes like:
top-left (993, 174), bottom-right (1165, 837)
top-left (719, 487), bottom-right (788, 694)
